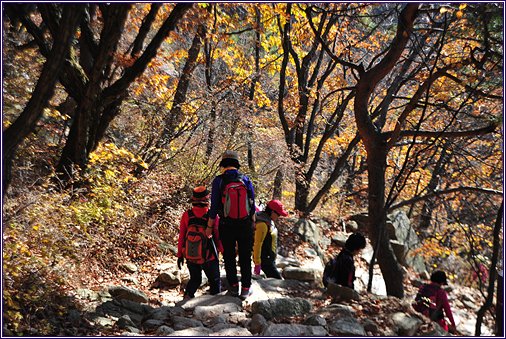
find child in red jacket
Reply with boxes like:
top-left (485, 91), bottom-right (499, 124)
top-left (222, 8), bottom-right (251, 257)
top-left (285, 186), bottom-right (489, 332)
top-left (177, 186), bottom-right (223, 299)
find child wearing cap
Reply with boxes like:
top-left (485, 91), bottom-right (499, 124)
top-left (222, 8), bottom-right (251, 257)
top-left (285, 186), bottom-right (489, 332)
top-left (253, 200), bottom-right (289, 279)
top-left (413, 270), bottom-right (457, 333)
top-left (177, 186), bottom-right (223, 299)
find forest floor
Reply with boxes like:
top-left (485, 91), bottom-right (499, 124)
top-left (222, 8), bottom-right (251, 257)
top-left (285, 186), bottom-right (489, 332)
top-left (63, 221), bottom-right (495, 337)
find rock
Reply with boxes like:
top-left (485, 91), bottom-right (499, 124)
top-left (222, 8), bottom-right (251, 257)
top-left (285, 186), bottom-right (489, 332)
top-left (121, 276), bottom-right (140, 286)
top-left (328, 316), bottom-right (366, 336)
top-left (249, 314), bottom-right (268, 334)
top-left (346, 220), bottom-right (359, 232)
top-left (304, 248), bottom-right (317, 257)
top-left (350, 213), bottom-right (369, 224)
top-left (168, 327), bottom-right (212, 336)
top-left (391, 312), bottom-right (422, 336)
top-left (93, 316), bottom-right (113, 327)
top-left (120, 299), bottom-right (154, 316)
top-left (282, 267), bottom-right (317, 282)
top-left (412, 278), bottom-right (424, 288)
top-left (424, 324), bottom-right (451, 336)
top-left (157, 271), bottom-right (181, 286)
top-left (122, 327), bottom-right (141, 335)
top-left (292, 219), bottom-right (327, 264)
top-left (276, 255), bottom-right (301, 269)
top-left (157, 325), bottom-right (174, 336)
top-left (316, 304), bottom-right (354, 316)
top-left (122, 262), bottom-right (138, 273)
top-left (326, 282), bottom-right (359, 300)
top-left (387, 210), bottom-right (426, 273)
top-left (362, 319), bottom-right (379, 333)
top-left (251, 297), bottom-right (313, 320)
top-left (331, 233), bottom-right (348, 247)
top-left (213, 326), bottom-right (252, 336)
top-left (419, 270), bottom-right (430, 280)
top-left (227, 312), bottom-right (249, 324)
top-left (176, 294), bottom-right (242, 311)
top-left (261, 323), bottom-right (328, 336)
top-left (462, 299), bottom-right (479, 310)
top-left (390, 240), bottom-right (406, 263)
top-left (108, 286), bottom-right (149, 304)
top-left (144, 305), bottom-right (184, 321)
top-left (194, 303), bottom-right (242, 320)
top-left (142, 319), bottom-right (164, 329)
top-left (462, 294), bottom-right (477, 303)
top-left (75, 288), bottom-right (99, 300)
top-left (171, 315), bottom-right (204, 331)
top-left (67, 309), bottom-right (81, 324)
top-left (302, 314), bottom-right (326, 326)
top-left (116, 315), bottom-right (137, 329)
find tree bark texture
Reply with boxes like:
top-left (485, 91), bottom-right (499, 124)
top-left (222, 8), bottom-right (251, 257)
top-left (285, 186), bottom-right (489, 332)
top-left (3, 4), bottom-right (85, 194)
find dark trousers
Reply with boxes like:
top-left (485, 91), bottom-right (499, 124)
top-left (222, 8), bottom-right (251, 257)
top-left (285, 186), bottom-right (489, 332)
top-left (185, 258), bottom-right (221, 298)
top-left (261, 262), bottom-right (282, 279)
top-left (219, 221), bottom-right (253, 288)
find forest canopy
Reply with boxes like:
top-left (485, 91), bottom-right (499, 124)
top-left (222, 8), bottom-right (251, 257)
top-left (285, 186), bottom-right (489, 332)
top-left (2, 2), bottom-right (503, 335)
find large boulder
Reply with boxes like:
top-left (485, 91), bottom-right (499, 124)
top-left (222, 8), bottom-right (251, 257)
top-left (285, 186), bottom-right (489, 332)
top-left (328, 316), bottom-right (366, 336)
top-left (387, 210), bottom-right (426, 273)
top-left (391, 312), bottom-right (422, 336)
top-left (251, 297), bottom-right (313, 320)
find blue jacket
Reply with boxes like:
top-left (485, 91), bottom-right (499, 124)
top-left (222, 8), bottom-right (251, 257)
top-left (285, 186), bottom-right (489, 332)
top-left (209, 169), bottom-right (255, 221)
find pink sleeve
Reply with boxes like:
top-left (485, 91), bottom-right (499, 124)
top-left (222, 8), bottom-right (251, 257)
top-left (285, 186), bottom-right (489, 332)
top-left (437, 289), bottom-right (456, 327)
top-left (212, 216), bottom-right (223, 253)
top-left (177, 212), bottom-right (189, 258)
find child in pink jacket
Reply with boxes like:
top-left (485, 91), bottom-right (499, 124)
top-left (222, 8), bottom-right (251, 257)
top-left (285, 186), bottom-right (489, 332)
top-left (177, 186), bottom-right (223, 299)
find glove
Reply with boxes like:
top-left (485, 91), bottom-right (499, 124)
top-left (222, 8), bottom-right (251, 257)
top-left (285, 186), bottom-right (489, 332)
top-left (254, 264), bottom-right (261, 275)
top-left (177, 257), bottom-right (184, 270)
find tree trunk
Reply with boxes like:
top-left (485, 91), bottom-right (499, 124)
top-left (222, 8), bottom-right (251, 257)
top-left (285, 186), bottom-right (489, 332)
top-left (475, 199), bottom-right (503, 336)
top-left (3, 4), bottom-right (84, 194)
top-left (272, 168), bottom-right (284, 201)
top-left (367, 145), bottom-right (405, 298)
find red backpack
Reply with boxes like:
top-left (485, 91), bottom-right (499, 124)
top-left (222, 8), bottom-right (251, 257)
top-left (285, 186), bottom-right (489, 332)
top-left (218, 173), bottom-right (253, 223)
top-left (413, 283), bottom-right (444, 320)
top-left (183, 210), bottom-right (210, 264)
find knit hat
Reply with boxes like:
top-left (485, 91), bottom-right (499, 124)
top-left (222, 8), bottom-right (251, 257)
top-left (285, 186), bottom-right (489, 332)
top-left (431, 270), bottom-right (448, 285)
top-left (189, 186), bottom-right (210, 204)
top-left (267, 200), bottom-right (289, 217)
top-left (219, 150), bottom-right (241, 168)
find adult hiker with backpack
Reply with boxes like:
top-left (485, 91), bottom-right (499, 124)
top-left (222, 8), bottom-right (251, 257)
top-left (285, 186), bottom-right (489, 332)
top-left (322, 232), bottom-right (366, 289)
top-left (206, 150), bottom-right (256, 298)
top-left (177, 186), bottom-right (223, 300)
top-left (253, 200), bottom-right (289, 279)
top-left (413, 270), bottom-right (457, 333)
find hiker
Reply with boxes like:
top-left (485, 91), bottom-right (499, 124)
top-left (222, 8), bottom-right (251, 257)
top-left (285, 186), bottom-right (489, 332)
top-left (207, 150), bottom-right (256, 298)
top-left (253, 200), bottom-right (288, 279)
top-left (322, 232), bottom-right (366, 289)
top-left (413, 270), bottom-right (457, 333)
top-left (177, 186), bottom-right (223, 300)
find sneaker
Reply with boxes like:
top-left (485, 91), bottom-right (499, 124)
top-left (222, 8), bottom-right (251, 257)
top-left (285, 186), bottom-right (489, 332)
top-left (240, 286), bottom-right (253, 299)
top-left (228, 283), bottom-right (239, 297)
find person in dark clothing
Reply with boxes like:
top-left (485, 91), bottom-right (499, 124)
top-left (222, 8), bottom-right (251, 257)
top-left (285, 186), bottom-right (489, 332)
top-left (253, 200), bottom-right (289, 279)
top-left (323, 232), bottom-right (366, 289)
top-left (206, 150), bottom-right (256, 298)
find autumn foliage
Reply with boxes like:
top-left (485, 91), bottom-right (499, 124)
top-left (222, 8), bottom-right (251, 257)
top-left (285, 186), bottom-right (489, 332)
top-left (2, 3), bottom-right (503, 335)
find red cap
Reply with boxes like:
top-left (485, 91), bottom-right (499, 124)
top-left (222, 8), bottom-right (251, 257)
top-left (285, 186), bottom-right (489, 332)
top-left (268, 200), bottom-right (288, 217)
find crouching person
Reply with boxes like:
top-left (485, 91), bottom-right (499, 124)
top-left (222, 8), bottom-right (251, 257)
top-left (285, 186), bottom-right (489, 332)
top-left (177, 186), bottom-right (223, 299)
top-left (323, 232), bottom-right (366, 289)
top-left (413, 270), bottom-right (457, 333)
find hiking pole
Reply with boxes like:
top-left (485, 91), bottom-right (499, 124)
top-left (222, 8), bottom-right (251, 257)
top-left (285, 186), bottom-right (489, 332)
top-left (210, 237), bottom-right (219, 261)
